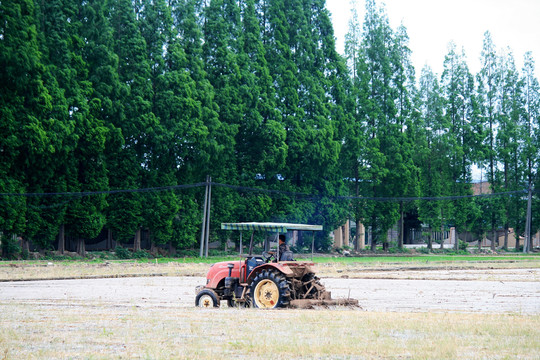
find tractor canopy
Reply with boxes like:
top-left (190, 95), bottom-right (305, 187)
top-left (220, 222), bottom-right (323, 232)
top-left (221, 222), bottom-right (324, 260)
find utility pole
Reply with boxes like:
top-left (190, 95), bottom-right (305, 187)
top-left (205, 177), bottom-right (212, 258)
top-left (523, 184), bottom-right (532, 254)
top-left (200, 175), bottom-right (210, 257)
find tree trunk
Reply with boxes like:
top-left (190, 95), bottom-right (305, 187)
top-left (479, 234), bottom-right (485, 251)
top-left (491, 230), bottom-right (496, 251)
top-left (1, 236), bottom-right (6, 258)
top-left (107, 229), bottom-right (113, 250)
top-left (368, 218), bottom-right (374, 251)
top-left (453, 227), bottom-right (459, 252)
top-left (134, 228), bottom-right (141, 252)
top-left (356, 221), bottom-right (365, 251)
top-left (440, 225), bottom-right (445, 249)
top-left (21, 237), bottom-right (29, 254)
top-left (398, 202), bottom-right (404, 249)
top-left (58, 224), bottom-right (65, 254)
top-left (354, 165), bottom-right (362, 252)
top-left (503, 226), bottom-right (509, 251)
top-left (168, 241), bottom-right (176, 256)
top-left (343, 222), bottom-right (350, 248)
top-left (76, 238), bottom-right (85, 256)
top-left (427, 230), bottom-right (432, 250)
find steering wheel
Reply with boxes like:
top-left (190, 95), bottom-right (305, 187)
top-left (262, 251), bottom-right (276, 262)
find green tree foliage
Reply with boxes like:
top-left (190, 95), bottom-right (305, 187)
top-left (105, 0), bottom-right (149, 246)
top-left (342, 3), bottom-right (372, 250)
top-left (237, 0), bottom-right (285, 181)
top-left (1, 0), bottom-right (539, 256)
top-left (137, 0), bottom-right (183, 247)
top-left (37, 0), bottom-right (109, 253)
top-left (440, 42), bottom-right (481, 237)
top-left (522, 52), bottom-right (540, 188)
top-left (497, 48), bottom-right (525, 249)
top-left (0, 0), bottom-right (51, 238)
top-left (353, 0), bottom-right (417, 250)
top-left (416, 66), bottom-right (451, 249)
top-left (476, 31), bottom-right (503, 249)
top-left (81, 0), bottom-right (133, 245)
top-left (388, 24), bottom-right (419, 248)
top-left (521, 52), bottom-right (540, 238)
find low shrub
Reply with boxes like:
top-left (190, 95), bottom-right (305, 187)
top-left (176, 249), bottom-right (199, 258)
top-left (388, 246), bottom-right (411, 254)
top-left (97, 251), bottom-right (115, 260)
top-left (1, 235), bottom-right (21, 260)
top-left (132, 250), bottom-right (151, 259)
top-left (44, 252), bottom-right (74, 261)
top-left (417, 247), bottom-right (431, 254)
top-left (208, 249), bottom-right (229, 257)
top-left (114, 246), bottom-right (131, 259)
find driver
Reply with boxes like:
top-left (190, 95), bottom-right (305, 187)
top-left (278, 235), bottom-right (294, 261)
top-left (266, 235), bottom-right (294, 261)
top-left (278, 234), bottom-right (289, 254)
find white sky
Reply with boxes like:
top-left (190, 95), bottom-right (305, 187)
top-left (326, 0), bottom-right (540, 77)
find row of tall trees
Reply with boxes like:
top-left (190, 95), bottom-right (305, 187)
top-left (343, 0), bottom-right (540, 250)
top-left (1, 0), bottom-right (538, 255)
top-left (1, 0), bottom-right (351, 255)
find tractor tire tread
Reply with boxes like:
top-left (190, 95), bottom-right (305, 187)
top-left (195, 288), bottom-right (220, 308)
top-left (250, 268), bottom-right (291, 308)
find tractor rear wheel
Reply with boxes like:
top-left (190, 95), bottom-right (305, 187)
top-left (195, 289), bottom-right (220, 308)
top-left (250, 269), bottom-right (290, 308)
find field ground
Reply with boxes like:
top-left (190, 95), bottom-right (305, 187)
top-left (1, 255), bottom-right (539, 359)
top-left (1, 254), bottom-right (539, 281)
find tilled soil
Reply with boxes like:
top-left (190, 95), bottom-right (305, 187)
top-left (1, 268), bottom-right (539, 313)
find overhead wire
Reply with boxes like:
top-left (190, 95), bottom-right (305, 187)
top-left (0, 181), bottom-right (535, 205)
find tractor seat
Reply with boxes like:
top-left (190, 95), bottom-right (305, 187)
top-left (280, 250), bottom-right (294, 261)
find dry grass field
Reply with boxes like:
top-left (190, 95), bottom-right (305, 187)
top-left (0, 261), bottom-right (208, 282)
top-left (1, 256), bottom-right (539, 359)
top-left (1, 305), bottom-right (538, 359)
top-left (1, 255), bottom-right (539, 281)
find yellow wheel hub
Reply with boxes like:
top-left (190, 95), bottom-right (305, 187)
top-left (199, 294), bottom-right (214, 308)
top-left (254, 279), bottom-right (279, 308)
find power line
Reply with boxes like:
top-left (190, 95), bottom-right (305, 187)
top-left (334, 189), bottom-right (529, 202)
top-left (202, 182), bottom-right (533, 202)
top-left (0, 181), bottom-right (534, 203)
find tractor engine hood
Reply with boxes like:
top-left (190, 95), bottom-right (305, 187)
top-left (205, 261), bottom-right (243, 289)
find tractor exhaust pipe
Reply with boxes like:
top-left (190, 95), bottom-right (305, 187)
top-left (224, 263), bottom-right (237, 297)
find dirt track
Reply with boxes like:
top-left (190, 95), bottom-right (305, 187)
top-left (1, 269), bottom-right (539, 313)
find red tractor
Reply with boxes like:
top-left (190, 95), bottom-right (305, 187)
top-left (195, 222), bottom-right (358, 309)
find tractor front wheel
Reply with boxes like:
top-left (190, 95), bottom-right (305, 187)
top-left (250, 269), bottom-right (290, 308)
top-left (195, 289), bottom-right (220, 308)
